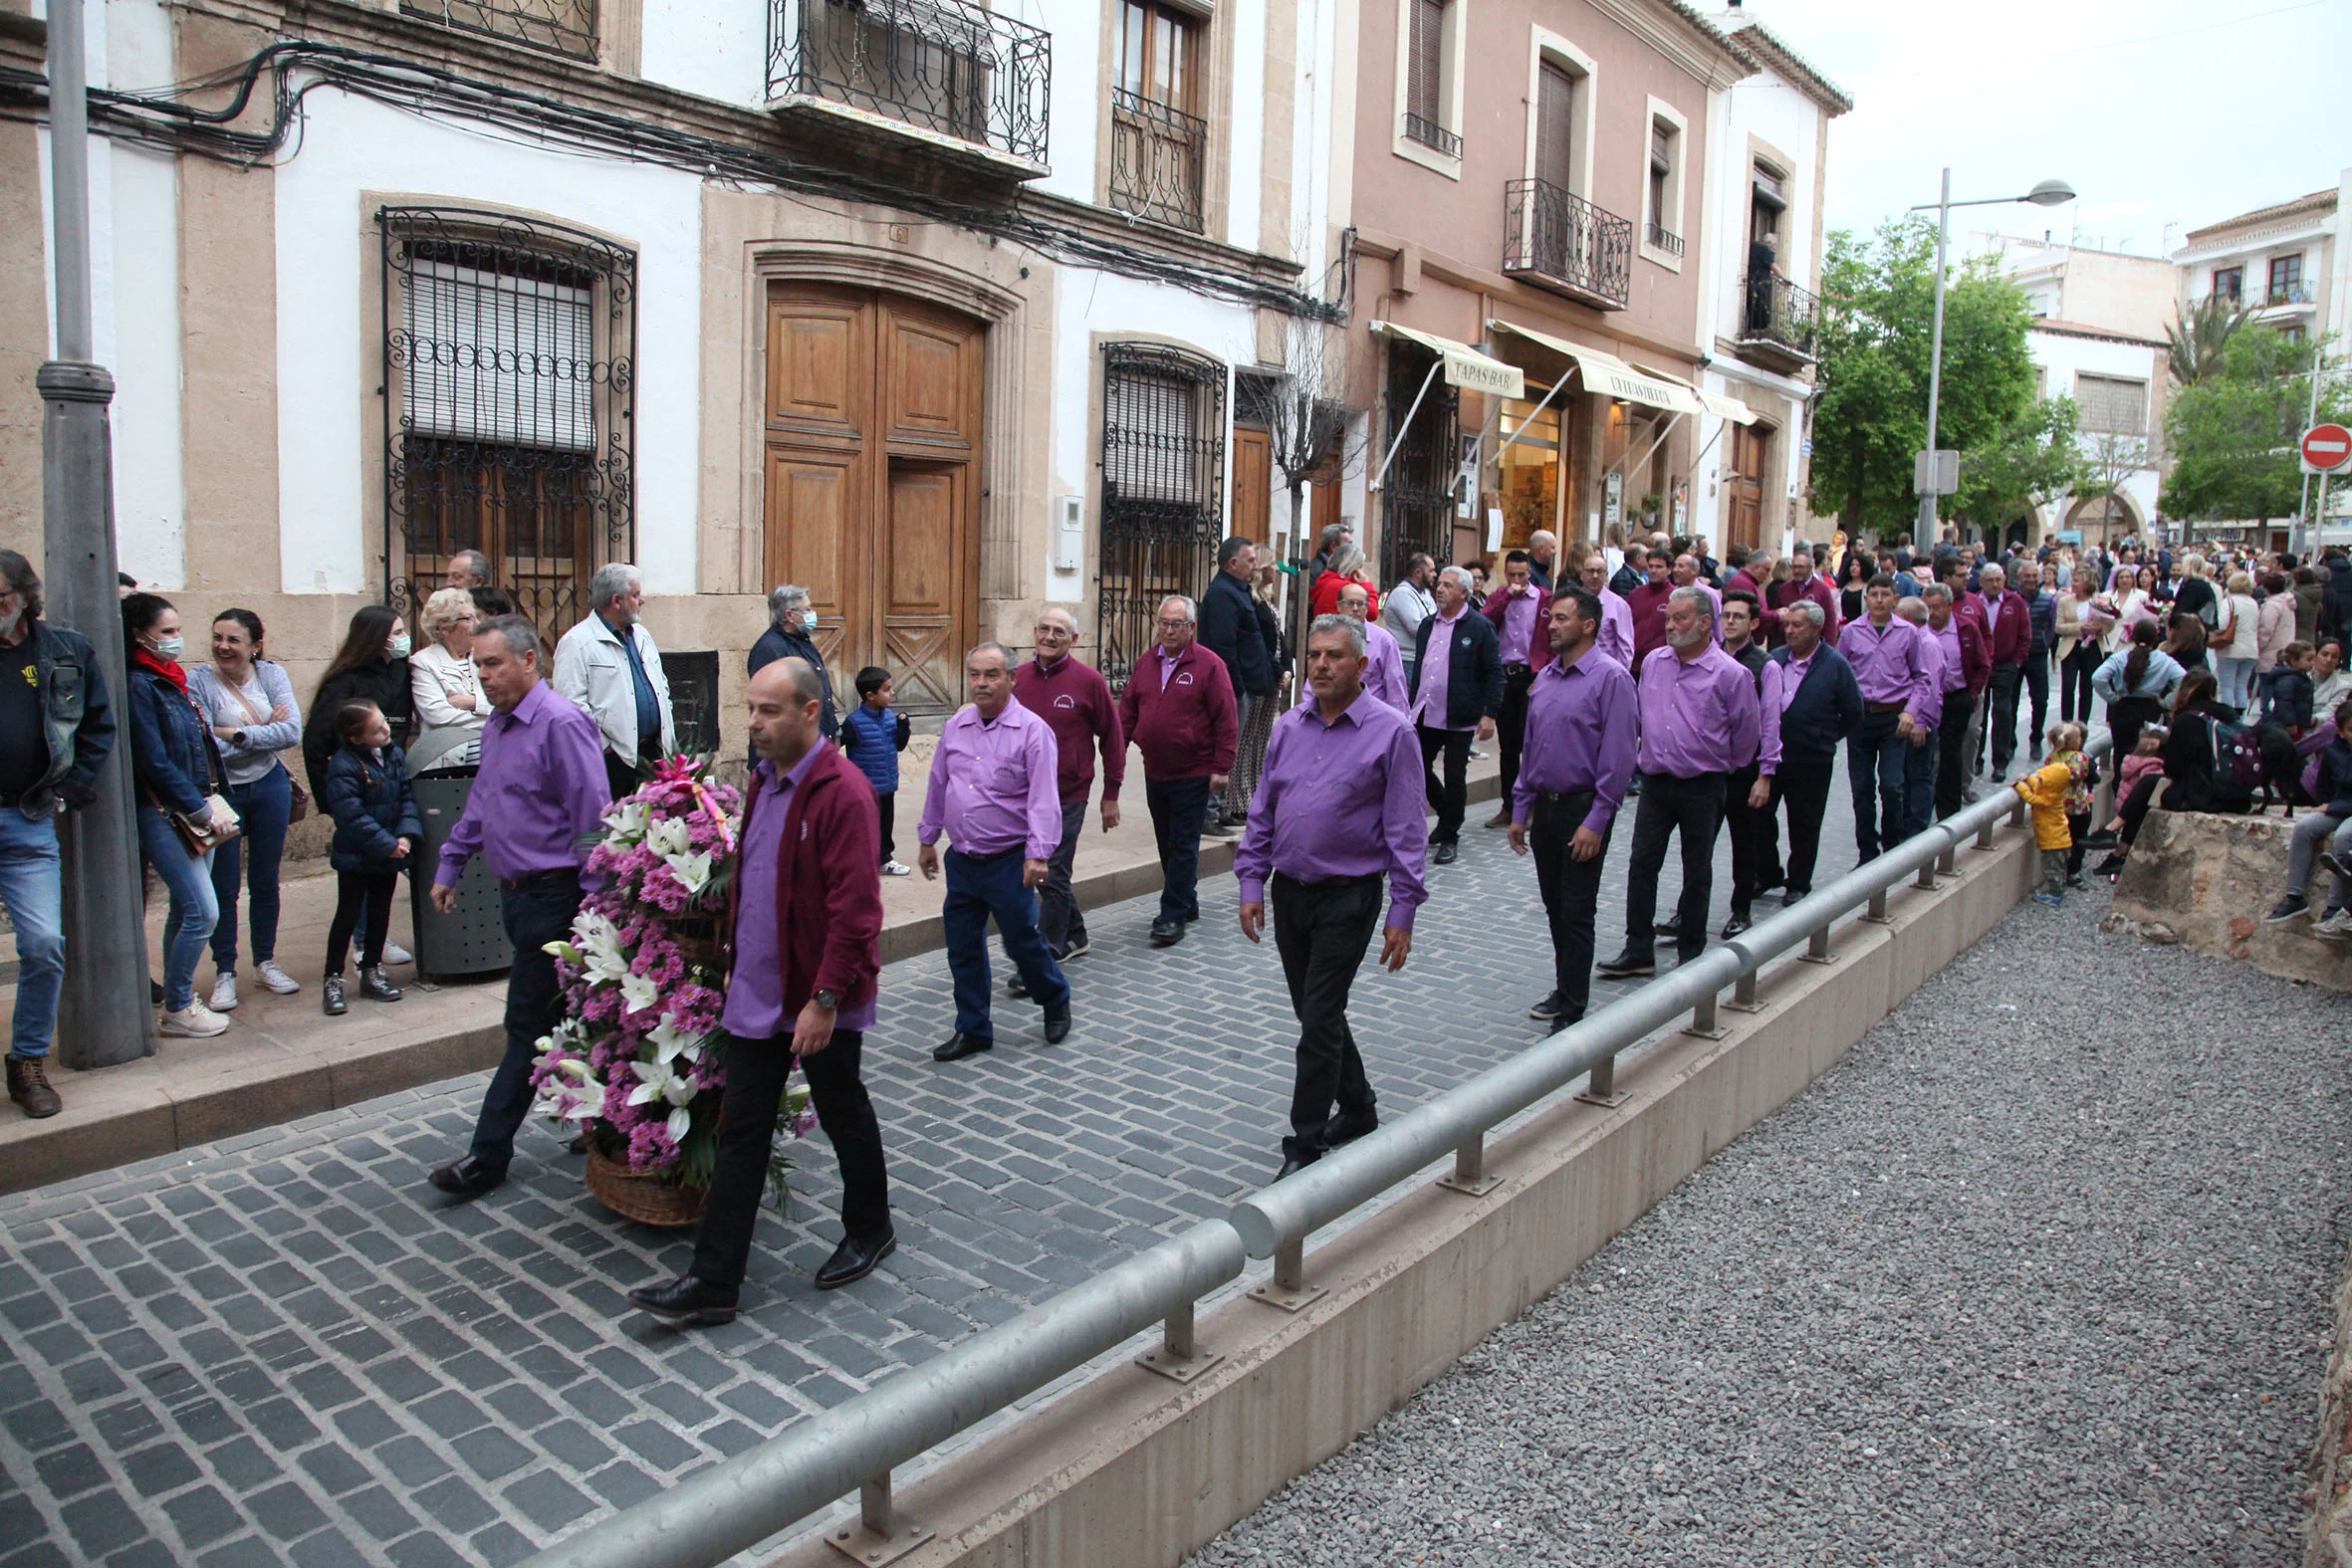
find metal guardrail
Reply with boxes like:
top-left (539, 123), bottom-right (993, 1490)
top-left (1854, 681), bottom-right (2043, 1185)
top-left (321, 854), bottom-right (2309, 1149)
top-left (521, 744), bottom-right (2093, 1568)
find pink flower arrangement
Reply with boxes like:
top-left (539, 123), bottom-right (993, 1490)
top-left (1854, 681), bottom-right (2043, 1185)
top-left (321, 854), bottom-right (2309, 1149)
top-left (531, 757), bottom-right (810, 1195)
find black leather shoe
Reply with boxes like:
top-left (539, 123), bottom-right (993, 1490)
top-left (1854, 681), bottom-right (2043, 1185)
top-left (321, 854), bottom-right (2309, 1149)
top-left (1721, 914), bottom-right (1752, 940)
top-left (932, 1032), bottom-right (994, 1063)
top-left (815, 1230), bottom-right (897, 1291)
top-left (627, 1273), bottom-right (739, 1325)
top-left (1275, 1150), bottom-right (1318, 1182)
top-left (1006, 973), bottom-right (1030, 999)
top-left (1529, 992), bottom-right (1570, 1022)
top-left (357, 966), bottom-right (402, 1004)
top-left (1780, 887), bottom-right (1809, 907)
top-left (1652, 919), bottom-right (1683, 936)
top-left (1148, 918), bottom-right (1185, 947)
top-left (1756, 870), bottom-right (1786, 896)
top-left (428, 1156), bottom-right (507, 1199)
top-left (1595, 951), bottom-right (1655, 979)
top-left (1321, 1106), bottom-right (1378, 1148)
top-left (1432, 841), bottom-right (1460, 865)
top-left (1042, 1006), bottom-right (1071, 1044)
top-left (2081, 829), bottom-right (2120, 850)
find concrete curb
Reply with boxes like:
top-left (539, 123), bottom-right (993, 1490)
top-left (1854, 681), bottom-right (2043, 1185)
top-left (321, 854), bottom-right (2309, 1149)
top-left (764, 819), bottom-right (2038, 1568)
top-left (1, 776), bottom-right (1502, 1196)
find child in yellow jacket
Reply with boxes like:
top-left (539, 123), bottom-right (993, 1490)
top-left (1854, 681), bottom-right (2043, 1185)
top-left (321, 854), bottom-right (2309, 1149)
top-left (2011, 721), bottom-right (2081, 906)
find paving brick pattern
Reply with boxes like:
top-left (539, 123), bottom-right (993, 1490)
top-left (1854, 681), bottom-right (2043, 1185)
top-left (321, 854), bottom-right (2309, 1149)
top-left (0, 787), bottom-right (1865, 1567)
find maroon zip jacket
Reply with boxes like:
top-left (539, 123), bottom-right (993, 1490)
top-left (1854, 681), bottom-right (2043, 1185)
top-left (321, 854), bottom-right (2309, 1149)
top-left (726, 741), bottom-right (882, 1018)
top-left (1116, 642), bottom-right (1238, 782)
top-left (1725, 568), bottom-right (1779, 642)
top-left (1979, 588), bottom-right (2032, 668)
top-left (1014, 654), bottom-right (1127, 804)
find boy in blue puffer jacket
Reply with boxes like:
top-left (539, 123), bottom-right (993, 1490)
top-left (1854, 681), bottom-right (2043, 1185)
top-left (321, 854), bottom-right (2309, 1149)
top-left (839, 666), bottom-right (913, 875)
top-left (321, 699), bottom-right (420, 1014)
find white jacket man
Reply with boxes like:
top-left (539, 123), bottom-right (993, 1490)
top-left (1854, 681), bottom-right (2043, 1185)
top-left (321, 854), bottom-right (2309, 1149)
top-left (555, 562), bottom-right (675, 790)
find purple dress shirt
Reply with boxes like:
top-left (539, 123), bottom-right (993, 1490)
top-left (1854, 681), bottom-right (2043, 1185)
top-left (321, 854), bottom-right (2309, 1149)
top-left (1636, 643), bottom-right (1764, 779)
top-left (1496, 586), bottom-right (1541, 665)
top-left (917, 695), bottom-right (1064, 861)
top-left (723, 751), bottom-right (878, 1038)
top-left (1235, 690), bottom-right (1429, 930)
top-left (1911, 631), bottom-right (1949, 731)
top-left (1595, 589), bottom-right (1636, 670)
top-left (1410, 605), bottom-right (1471, 731)
top-left (436, 678), bottom-right (611, 887)
top-left (1361, 621), bottom-right (1410, 712)
top-left (1778, 651), bottom-right (1814, 713)
top-left (1728, 648), bottom-right (1785, 773)
top-left (1840, 615), bottom-right (1932, 717)
top-left (1512, 648), bottom-right (1639, 834)
top-left (1930, 619), bottom-right (1967, 693)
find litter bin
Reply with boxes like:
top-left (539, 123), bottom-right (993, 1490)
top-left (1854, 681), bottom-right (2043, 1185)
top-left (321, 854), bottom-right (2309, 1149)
top-left (409, 769), bottom-right (510, 981)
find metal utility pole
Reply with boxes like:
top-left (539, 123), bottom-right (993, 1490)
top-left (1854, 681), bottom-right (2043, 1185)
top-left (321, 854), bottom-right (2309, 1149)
top-left (42, 0), bottom-right (154, 1067)
top-left (2296, 343), bottom-right (2324, 559)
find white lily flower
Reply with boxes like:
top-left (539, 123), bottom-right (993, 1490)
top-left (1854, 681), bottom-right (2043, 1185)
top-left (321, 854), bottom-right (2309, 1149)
top-left (645, 816), bottom-right (691, 858)
top-left (601, 799), bottom-right (650, 844)
top-left (665, 1104), bottom-right (693, 1142)
top-left (619, 973), bottom-right (660, 1014)
top-left (647, 1016), bottom-right (707, 1066)
top-left (663, 850), bottom-right (713, 898)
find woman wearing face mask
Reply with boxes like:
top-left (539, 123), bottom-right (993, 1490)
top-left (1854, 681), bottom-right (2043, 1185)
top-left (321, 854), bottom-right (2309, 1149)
top-left (122, 592), bottom-right (232, 1037)
top-left (302, 605), bottom-right (417, 966)
top-left (187, 609), bottom-right (304, 1011)
top-left (749, 582), bottom-right (838, 740)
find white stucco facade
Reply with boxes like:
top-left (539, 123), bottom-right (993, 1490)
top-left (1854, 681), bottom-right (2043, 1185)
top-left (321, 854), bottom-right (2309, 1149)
top-left (2025, 324), bottom-right (2167, 545)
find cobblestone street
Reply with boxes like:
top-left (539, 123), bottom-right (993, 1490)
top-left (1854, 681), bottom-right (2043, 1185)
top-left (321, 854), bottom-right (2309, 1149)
top-left (0, 789), bottom-right (1860, 1568)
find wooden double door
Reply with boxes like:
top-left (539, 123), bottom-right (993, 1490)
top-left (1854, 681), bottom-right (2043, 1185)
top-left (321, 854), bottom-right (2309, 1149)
top-left (764, 283), bottom-right (984, 714)
top-left (1725, 420), bottom-right (1768, 554)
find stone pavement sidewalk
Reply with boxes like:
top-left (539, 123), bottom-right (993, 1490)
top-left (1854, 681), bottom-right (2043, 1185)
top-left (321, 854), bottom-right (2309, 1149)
top-left (3, 741), bottom-right (1503, 1194)
top-left (0, 784), bottom-right (1862, 1568)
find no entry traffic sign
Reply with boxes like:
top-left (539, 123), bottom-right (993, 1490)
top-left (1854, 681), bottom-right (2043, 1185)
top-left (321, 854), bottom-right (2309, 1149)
top-left (2302, 423), bottom-right (2352, 474)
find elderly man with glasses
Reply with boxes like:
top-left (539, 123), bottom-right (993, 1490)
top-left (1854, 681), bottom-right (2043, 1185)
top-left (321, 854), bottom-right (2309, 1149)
top-left (1011, 607), bottom-right (1124, 973)
top-left (1118, 595), bottom-right (1239, 947)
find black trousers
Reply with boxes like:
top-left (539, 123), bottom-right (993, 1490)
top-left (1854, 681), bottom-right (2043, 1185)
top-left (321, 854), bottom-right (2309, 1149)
top-left (469, 871), bottom-right (583, 1170)
top-left (1620, 770), bottom-right (1728, 964)
top-left (1936, 690), bottom-right (1978, 820)
top-left (2021, 652), bottom-right (2050, 750)
top-left (1144, 776), bottom-right (1209, 922)
top-left (1724, 763), bottom-right (1781, 917)
top-left (2108, 695), bottom-right (2163, 760)
top-left (875, 793), bottom-right (896, 862)
top-left (1529, 791), bottom-right (1609, 1021)
top-left (1777, 752), bottom-right (1836, 898)
top-left (693, 1028), bottom-right (890, 1287)
top-left (326, 870), bottom-right (397, 974)
top-left (2059, 645), bottom-right (2101, 724)
top-left (1985, 664), bottom-right (2024, 775)
top-left (1497, 665), bottom-right (1535, 815)
top-left (1418, 724), bottom-right (1473, 844)
top-left (1272, 871), bottom-right (1382, 1162)
top-left (1035, 799), bottom-right (1089, 957)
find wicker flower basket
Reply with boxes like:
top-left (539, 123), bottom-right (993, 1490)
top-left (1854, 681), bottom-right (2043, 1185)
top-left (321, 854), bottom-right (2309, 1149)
top-left (585, 1144), bottom-right (707, 1229)
top-left (670, 914), bottom-right (727, 975)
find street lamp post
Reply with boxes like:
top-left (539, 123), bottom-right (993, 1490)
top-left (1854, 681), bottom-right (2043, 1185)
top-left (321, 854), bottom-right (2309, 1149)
top-left (42, 0), bottom-right (155, 1067)
top-left (1911, 171), bottom-right (2077, 542)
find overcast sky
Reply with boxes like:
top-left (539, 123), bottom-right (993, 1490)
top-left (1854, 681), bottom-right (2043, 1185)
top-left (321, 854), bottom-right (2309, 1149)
top-left (1748, 0), bottom-right (2352, 255)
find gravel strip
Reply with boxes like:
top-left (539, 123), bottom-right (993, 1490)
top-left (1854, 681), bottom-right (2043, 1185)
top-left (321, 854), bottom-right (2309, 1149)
top-left (1190, 883), bottom-right (2350, 1567)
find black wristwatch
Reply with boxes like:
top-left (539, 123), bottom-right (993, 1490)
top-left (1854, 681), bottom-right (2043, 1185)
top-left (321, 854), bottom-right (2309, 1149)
top-left (813, 989), bottom-right (839, 1011)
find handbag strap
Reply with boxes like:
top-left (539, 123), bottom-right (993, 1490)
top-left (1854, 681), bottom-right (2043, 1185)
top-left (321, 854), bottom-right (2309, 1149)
top-left (220, 670), bottom-right (271, 728)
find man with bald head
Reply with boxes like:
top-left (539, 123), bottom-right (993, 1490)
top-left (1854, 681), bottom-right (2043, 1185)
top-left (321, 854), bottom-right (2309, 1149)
top-left (628, 657), bottom-right (895, 1323)
top-left (1579, 551), bottom-right (1637, 670)
top-left (1336, 581), bottom-right (1410, 711)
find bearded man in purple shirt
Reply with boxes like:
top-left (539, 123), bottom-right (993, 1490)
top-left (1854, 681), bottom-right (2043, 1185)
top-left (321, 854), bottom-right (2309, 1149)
top-left (1237, 615), bottom-right (1428, 1181)
top-left (1509, 587), bottom-right (1638, 1026)
top-left (426, 616), bottom-right (610, 1199)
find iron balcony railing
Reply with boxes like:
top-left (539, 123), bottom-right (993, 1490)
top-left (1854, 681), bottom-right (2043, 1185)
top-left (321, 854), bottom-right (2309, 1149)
top-left (405, 0), bottom-right (595, 60)
top-left (1740, 270), bottom-right (1820, 361)
top-left (1503, 178), bottom-right (1631, 310)
top-left (1108, 87), bottom-right (1207, 232)
top-left (766, 0), bottom-right (1051, 164)
top-left (1402, 112), bottom-right (1461, 159)
top-left (2265, 281), bottom-right (2316, 307)
top-left (1646, 220), bottom-right (1683, 257)
top-left (514, 740), bottom-right (2099, 1568)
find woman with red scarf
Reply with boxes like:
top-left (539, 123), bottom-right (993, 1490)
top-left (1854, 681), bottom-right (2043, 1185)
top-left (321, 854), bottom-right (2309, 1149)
top-left (123, 592), bottom-right (231, 1037)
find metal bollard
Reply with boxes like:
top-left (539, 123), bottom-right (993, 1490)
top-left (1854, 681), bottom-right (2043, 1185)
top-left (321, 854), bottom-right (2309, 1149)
top-left (825, 1471), bottom-right (933, 1566)
top-left (1136, 1294), bottom-right (1224, 1383)
top-left (1437, 1129), bottom-right (1504, 1197)
top-left (1248, 1235), bottom-right (1327, 1312)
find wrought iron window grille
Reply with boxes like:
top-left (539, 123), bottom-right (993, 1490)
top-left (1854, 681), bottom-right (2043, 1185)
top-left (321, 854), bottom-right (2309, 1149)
top-left (1108, 87), bottom-right (1208, 233)
top-left (1402, 112), bottom-right (1461, 159)
top-left (1502, 179), bottom-right (1631, 311)
top-left (379, 207), bottom-right (637, 649)
top-left (1097, 343), bottom-right (1227, 690)
top-left (1378, 343), bottom-right (1460, 591)
top-left (404, 0), bottom-right (596, 61)
top-left (767, 0), bottom-right (1051, 164)
top-left (1645, 221), bottom-right (1683, 257)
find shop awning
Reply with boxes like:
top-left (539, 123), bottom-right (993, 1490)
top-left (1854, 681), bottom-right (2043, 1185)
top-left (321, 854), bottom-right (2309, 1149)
top-left (1371, 321), bottom-right (1526, 400)
top-left (1628, 361), bottom-right (1760, 426)
top-left (1487, 320), bottom-right (1705, 417)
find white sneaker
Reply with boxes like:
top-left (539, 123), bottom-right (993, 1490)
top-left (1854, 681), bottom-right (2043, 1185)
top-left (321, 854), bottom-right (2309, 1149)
top-left (882, 859), bottom-right (913, 877)
top-left (159, 1002), bottom-right (230, 1037)
top-left (381, 941), bottom-right (412, 966)
top-left (255, 960), bottom-right (301, 995)
top-left (209, 973), bottom-right (239, 1012)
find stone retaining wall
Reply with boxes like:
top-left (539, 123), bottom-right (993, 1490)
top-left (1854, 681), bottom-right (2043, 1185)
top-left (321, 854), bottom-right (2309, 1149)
top-left (2311, 1251), bottom-right (2352, 1567)
top-left (2103, 807), bottom-right (2352, 993)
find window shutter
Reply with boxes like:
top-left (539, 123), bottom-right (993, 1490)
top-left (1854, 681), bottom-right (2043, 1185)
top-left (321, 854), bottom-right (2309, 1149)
top-left (404, 262), bottom-right (595, 452)
top-left (1535, 62), bottom-right (1574, 191)
top-left (1104, 370), bottom-right (1203, 505)
top-left (1406, 0), bottom-right (1444, 127)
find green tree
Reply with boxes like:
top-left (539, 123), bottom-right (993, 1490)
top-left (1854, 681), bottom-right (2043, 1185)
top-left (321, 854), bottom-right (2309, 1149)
top-left (2165, 292), bottom-right (2254, 385)
top-left (1809, 218), bottom-right (2039, 544)
top-left (2160, 327), bottom-right (2347, 526)
top-left (1952, 396), bottom-right (2084, 540)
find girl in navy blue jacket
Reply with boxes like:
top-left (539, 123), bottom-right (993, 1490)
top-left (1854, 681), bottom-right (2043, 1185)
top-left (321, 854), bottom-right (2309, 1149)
top-left (320, 700), bottom-right (421, 1014)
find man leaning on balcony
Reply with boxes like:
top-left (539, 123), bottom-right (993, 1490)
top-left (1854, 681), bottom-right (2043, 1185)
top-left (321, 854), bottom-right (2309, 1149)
top-left (1746, 230), bottom-right (1779, 336)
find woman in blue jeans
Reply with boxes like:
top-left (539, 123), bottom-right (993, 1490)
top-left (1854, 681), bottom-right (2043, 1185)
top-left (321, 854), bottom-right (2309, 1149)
top-left (123, 592), bottom-right (230, 1037)
top-left (189, 609), bottom-right (303, 1011)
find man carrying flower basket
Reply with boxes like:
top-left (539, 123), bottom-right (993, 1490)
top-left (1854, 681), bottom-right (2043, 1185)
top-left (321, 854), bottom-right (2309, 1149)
top-left (627, 657), bottom-right (894, 1324)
